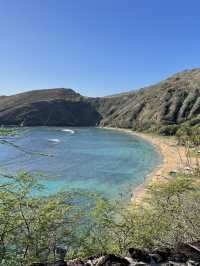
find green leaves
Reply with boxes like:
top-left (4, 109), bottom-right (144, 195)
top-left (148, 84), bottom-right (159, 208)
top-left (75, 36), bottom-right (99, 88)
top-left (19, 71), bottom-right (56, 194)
top-left (0, 173), bottom-right (83, 265)
top-left (0, 170), bottom-right (200, 265)
top-left (0, 139), bottom-right (199, 265)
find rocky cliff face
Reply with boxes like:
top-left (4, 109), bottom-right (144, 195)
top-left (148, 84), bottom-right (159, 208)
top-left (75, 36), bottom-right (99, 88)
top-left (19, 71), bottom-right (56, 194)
top-left (0, 68), bottom-right (200, 131)
top-left (97, 68), bottom-right (200, 131)
top-left (0, 88), bottom-right (102, 126)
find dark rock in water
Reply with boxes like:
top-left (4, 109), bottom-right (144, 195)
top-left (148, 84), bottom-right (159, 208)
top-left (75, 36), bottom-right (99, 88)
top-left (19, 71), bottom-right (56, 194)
top-left (129, 248), bottom-right (151, 263)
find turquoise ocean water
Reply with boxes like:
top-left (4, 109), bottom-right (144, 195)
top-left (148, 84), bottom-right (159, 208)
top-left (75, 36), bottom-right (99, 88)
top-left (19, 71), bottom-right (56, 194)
top-left (0, 127), bottom-right (160, 199)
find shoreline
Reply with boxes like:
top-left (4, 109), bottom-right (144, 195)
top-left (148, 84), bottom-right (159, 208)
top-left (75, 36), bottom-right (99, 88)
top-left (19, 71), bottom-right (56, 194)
top-left (103, 127), bottom-right (188, 201)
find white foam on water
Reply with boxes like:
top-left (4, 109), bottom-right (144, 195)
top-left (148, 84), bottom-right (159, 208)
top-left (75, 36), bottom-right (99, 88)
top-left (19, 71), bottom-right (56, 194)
top-left (48, 138), bottom-right (61, 143)
top-left (61, 129), bottom-right (75, 134)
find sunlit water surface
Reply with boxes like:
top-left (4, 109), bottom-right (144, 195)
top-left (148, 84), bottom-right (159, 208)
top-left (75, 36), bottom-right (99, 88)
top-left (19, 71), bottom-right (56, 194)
top-left (0, 127), bottom-right (160, 199)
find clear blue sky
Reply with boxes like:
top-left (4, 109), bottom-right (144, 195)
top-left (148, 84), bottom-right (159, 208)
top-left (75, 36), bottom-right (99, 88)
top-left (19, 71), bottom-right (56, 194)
top-left (0, 0), bottom-right (200, 96)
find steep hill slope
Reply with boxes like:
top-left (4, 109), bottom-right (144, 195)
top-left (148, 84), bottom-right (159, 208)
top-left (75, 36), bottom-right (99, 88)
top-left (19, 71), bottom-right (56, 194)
top-left (0, 68), bottom-right (200, 132)
top-left (98, 68), bottom-right (200, 132)
top-left (0, 88), bottom-right (102, 126)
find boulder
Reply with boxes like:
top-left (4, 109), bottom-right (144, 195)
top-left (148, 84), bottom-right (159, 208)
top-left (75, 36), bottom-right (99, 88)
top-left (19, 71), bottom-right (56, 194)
top-left (176, 243), bottom-right (200, 262)
top-left (93, 254), bottom-right (130, 266)
top-left (150, 248), bottom-right (172, 263)
top-left (129, 248), bottom-right (151, 263)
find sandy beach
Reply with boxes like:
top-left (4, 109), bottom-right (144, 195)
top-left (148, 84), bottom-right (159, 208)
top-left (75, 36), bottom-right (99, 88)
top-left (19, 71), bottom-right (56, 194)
top-left (103, 127), bottom-right (191, 201)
